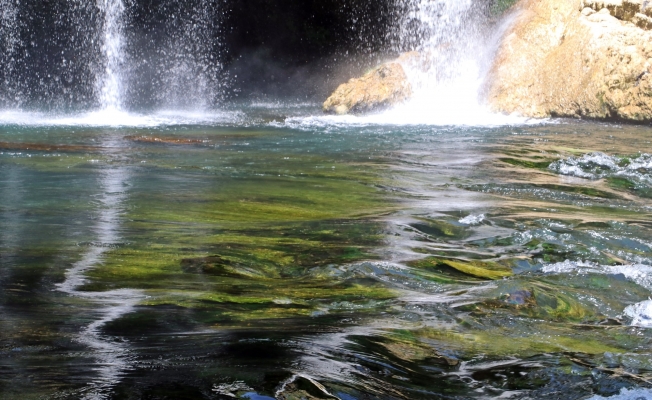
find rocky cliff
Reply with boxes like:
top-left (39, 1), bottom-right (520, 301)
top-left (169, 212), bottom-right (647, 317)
top-left (489, 0), bottom-right (652, 122)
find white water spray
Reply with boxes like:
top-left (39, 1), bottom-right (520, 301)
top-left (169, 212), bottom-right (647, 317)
top-left (97, 0), bottom-right (126, 111)
top-left (0, 0), bottom-right (21, 104)
top-left (158, 0), bottom-right (222, 109)
top-left (386, 0), bottom-right (517, 125)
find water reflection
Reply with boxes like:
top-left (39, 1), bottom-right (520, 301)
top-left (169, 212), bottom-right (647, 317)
top-left (55, 154), bottom-right (143, 398)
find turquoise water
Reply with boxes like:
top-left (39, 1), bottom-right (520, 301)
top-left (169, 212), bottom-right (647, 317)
top-left (1, 105), bottom-right (652, 399)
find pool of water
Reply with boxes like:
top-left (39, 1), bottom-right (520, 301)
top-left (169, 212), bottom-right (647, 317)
top-left (1, 104), bottom-right (651, 399)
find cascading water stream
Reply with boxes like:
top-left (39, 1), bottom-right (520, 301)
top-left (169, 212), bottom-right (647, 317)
top-left (0, 0), bottom-right (225, 123)
top-left (387, 0), bottom-right (516, 124)
top-left (297, 0), bottom-right (527, 126)
top-left (336, 0), bottom-right (518, 126)
top-left (97, 0), bottom-right (126, 111)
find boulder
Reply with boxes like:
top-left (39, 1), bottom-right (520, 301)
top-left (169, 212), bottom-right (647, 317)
top-left (323, 59), bottom-right (412, 115)
top-left (488, 0), bottom-right (652, 122)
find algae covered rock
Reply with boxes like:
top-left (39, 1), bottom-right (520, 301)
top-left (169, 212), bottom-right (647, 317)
top-left (489, 0), bottom-right (652, 122)
top-left (323, 59), bottom-right (412, 115)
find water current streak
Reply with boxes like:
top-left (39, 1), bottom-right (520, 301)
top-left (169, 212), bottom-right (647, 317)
top-left (56, 160), bottom-right (142, 399)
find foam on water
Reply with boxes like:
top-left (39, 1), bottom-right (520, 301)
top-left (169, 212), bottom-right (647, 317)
top-left (542, 261), bottom-right (652, 291)
top-left (550, 152), bottom-right (652, 183)
top-left (624, 300), bottom-right (652, 328)
top-left (0, 109), bottom-right (242, 127)
top-left (283, 109), bottom-right (540, 129)
top-left (459, 213), bottom-right (485, 225)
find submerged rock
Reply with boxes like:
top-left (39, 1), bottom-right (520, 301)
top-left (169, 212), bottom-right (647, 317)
top-left (489, 0), bottom-right (652, 122)
top-left (323, 57), bottom-right (413, 115)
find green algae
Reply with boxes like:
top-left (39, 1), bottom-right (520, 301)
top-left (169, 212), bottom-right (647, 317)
top-left (491, 0), bottom-right (520, 15)
top-left (387, 326), bottom-right (623, 359)
top-left (409, 219), bottom-right (470, 240)
top-left (607, 177), bottom-right (652, 198)
top-left (70, 141), bottom-right (397, 324)
top-left (499, 157), bottom-right (553, 170)
top-left (409, 257), bottom-right (513, 280)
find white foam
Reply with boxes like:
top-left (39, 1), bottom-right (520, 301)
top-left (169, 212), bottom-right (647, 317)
top-left (550, 152), bottom-right (652, 183)
top-left (624, 300), bottom-right (652, 328)
top-left (542, 261), bottom-right (652, 291)
top-left (588, 387), bottom-right (652, 400)
top-left (0, 108), bottom-right (242, 127)
top-left (459, 213), bottom-right (485, 225)
top-left (283, 109), bottom-right (540, 129)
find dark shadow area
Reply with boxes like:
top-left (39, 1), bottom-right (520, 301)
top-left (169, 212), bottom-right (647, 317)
top-left (221, 0), bottom-right (398, 101)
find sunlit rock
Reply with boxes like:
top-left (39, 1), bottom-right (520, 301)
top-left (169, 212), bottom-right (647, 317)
top-left (582, 0), bottom-right (652, 24)
top-left (323, 57), bottom-right (413, 115)
top-left (489, 0), bottom-right (652, 122)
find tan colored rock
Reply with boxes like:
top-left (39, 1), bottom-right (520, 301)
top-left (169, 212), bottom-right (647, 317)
top-left (488, 0), bottom-right (652, 122)
top-left (582, 0), bottom-right (652, 21)
top-left (323, 60), bottom-right (412, 115)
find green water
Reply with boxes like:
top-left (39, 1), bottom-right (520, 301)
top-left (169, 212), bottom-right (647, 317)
top-left (1, 106), bottom-right (651, 399)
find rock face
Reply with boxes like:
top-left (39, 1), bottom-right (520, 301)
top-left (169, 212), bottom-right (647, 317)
top-left (583, 0), bottom-right (652, 29)
top-left (323, 60), bottom-right (412, 115)
top-left (489, 0), bottom-right (652, 122)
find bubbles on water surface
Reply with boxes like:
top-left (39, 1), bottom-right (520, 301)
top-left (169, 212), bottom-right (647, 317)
top-left (459, 213), bottom-right (485, 225)
top-left (550, 152), bottom-right (652, 183)
top-left (624, 300), bottom-right (652, 328)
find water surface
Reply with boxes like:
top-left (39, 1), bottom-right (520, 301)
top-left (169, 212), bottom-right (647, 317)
top-left (1, 105), bottom-right (652, 399)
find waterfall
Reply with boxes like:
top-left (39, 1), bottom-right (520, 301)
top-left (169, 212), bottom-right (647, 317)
top-left (0, 0), bottom-right (21, 105)
top-left (397, 0), bottom-right (482, 88)
top-left (97, 0), bottom-right (126, 111)
top-left (155, 0), bottom-right (222, 109)
top-left (384, 0), bottom-right (518, 125)
top-left (0, 0), bottom-right (223, 115)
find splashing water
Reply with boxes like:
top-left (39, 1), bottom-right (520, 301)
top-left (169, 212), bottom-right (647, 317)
top-left (297, 0), bottom-right (532, 126)
top-left (380, 0), bottom-right (523, 125)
